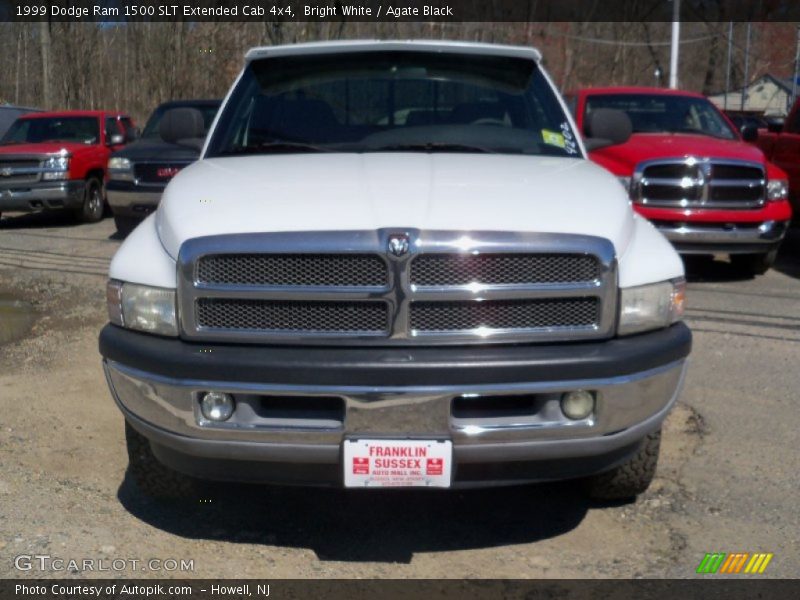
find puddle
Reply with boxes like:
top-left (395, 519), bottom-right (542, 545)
top-left (0, 295), bottom-right (36, 345)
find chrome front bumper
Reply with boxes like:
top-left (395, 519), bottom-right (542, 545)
top-left (0, 181), bottom-right (84, 211)
top-left (104, 357), bottom-right (687, 482)
top-left (106, 183), bottom-right (162, 217)
top-left (655, 220), bottom-right (788, 253)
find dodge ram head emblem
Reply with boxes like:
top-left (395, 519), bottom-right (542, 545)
top-left (388, 234), bottom-right (410, 257)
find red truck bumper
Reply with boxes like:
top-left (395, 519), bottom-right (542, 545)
top-left (635, 201), bottom-right (792, 254)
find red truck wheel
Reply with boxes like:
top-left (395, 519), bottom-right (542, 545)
top-left (76, 178), bottom-right (105, 223)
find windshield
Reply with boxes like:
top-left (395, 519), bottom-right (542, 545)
top-left (205, 51), bottom-right (581, 158)
top-left (584, 93), bottom-right (737, 140)
top-left (1, 116), bottom-right (100, 145)
top-left (141, 103), bottom-right (220, 139)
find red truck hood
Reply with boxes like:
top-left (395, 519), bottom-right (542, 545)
top-left (590, 133), bottom-right (767, 174)
top-left (0, 141), bottom-right (90, 156)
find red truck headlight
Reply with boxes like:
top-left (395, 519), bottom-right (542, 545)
top-left (42, 155), bottom-right (70, 181)
top-left (767, 179), bottom-right (788, 202)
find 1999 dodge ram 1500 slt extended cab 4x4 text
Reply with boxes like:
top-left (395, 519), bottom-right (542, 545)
top-left (569, 87), bottom-right (792, 275)
top-left (100, 41), bottom-right (691, 500)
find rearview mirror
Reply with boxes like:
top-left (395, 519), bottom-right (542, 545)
top-left (583, 108), bottom-right (633, 152)
top-left (159, 108), bottom-right (205, 149)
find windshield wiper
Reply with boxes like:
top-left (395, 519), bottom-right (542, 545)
top-left (223, 141), bottom-right (333, 155)
top-left (369, 142), bottom-right (498, 154)
top-left (665, 128), bottom-right (726, 139)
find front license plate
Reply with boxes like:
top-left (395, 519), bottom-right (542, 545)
top-left (343, 439), bottom-right (452, 488)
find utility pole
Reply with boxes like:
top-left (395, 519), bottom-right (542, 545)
top-left (741, 22), bottom-right (751, 111)
top-left (39, 19), bottom-right (51, 109)
top-left (792, 25), bottom-right (800, 112)
top-left (724, 21), bottom-right (733, 110)
top-left (669, 0), bottom-right (680, 89)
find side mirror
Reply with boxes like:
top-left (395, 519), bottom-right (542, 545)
top-left (108, 133), bottom-right (125, 145)
top-left (740, 124), bottom-right (758, 142)
top-left (583, 108), bottom-right (633, 152)
top-left (766, 120), bottom-right (784, 134)
top-left (159, 108), bottom-right (205, 149)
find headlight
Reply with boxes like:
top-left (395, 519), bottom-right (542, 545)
top-left (767, 179), bottom-right (788, 202)
top-left (108, 157), bottom-right (134, 181)
top-left (42, 155), bottom-right (70, 181)
top-left (107, 280), bottom-right (178, 336)
top-left (618, 278), bottom-right (685, 336)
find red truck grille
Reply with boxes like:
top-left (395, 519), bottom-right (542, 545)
top-left (633, 158), bottom-right (765, 209)
top-left (0, 158), bottom-right (42, 184)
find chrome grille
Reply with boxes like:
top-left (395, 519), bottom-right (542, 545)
top-left (410, 298), bottom-right (600, 333)
top-left (196, 299), bottom-right (389, 334)
top-left (0, 159), bottom-right (41, 184)
top-left (633, 158), bottom-right (765, 209)
top-left (178, 230), bottom-right (617, 346)
top-left (198, 254), bottom-right (387, 287)
top-left (410, 254), bottom-right (599, 287)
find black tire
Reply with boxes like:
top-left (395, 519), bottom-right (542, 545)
top-left (730, 250), bottom-right (777, 276)
top-left (125, 421), bottom-right (197, 499)
top-left (585, 429), bottom-right (661, 501)
top-left (113, 214), bottom-right (138, 237)
top-left (76, 177), bottom-right (105, 223)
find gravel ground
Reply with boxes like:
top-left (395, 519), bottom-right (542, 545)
top-left (0, 211), bottom-right (798, 579)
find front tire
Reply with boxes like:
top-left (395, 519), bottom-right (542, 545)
top-left (76, 177), bottom-right (105, 223)
top-left (125, 421), bottom-right (197, 499)
top-left (584, 429), bottom-right (661, 501)
top-left (730, 250), bottom-right (777, 276)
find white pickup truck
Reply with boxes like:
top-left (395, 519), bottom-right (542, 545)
top-left (100, 41), bottom-right (691, 500)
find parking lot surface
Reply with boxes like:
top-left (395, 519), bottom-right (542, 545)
top-left (1, 211), bottom-right (798, 578)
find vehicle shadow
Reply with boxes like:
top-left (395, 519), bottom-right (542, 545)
top-left (682, 255), bottom-right (751, 283)
top-left (117, 474), bottom-right (599, 563)
top-left (772, 226), bottom-right (800, 280)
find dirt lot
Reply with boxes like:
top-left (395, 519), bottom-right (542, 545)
top-left (1, 211), bottom-right (798, 579)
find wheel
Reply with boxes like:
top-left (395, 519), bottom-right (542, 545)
top-left (76, 177), bottom-right (105, 223)
top-left (730, 250), bottom-right (777, 276)
top-left (125, 421), bottom-right (197, 498)
top-left (584, 429), bottom-right (661, 500)
top-left (113, 214), bottom-right (138, 237)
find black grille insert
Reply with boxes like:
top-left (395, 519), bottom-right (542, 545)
top-left (196, 299), bottom-right (389, 334)
top-left (410, 298), bottom-right (600, 332)
top-left (197, 254), bottom-right (388, 287)
top-left (410, 254), bottom-right (599, 286)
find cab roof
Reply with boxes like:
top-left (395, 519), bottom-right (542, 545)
top-left (16, 110), bottom-right (127, 120)
top-left (577, 86), bottom-right (706, 99)
top-left (245, 40), bottom-right (542, 63)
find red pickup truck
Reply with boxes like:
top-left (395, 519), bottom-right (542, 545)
top-left (0, 110), bottom-right (135, 223)
top-left (751, 97), bottom-right (800, 218)
top-left (568, 87), bottom-right (792, 275)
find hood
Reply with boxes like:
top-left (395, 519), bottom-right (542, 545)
top-left (111, 138), bottom-right (202, 162)
top-left (156, 153), bottom-right (635, 259)
top-left (0, 141), bottom-right (93, 157)
top-left (591, 133), bottom-right (767, 174)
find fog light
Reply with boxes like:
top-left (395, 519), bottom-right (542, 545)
top-left (561, 390), bottom-right (595, 420)
top-left (200, 392), bottom-right (235, 422)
